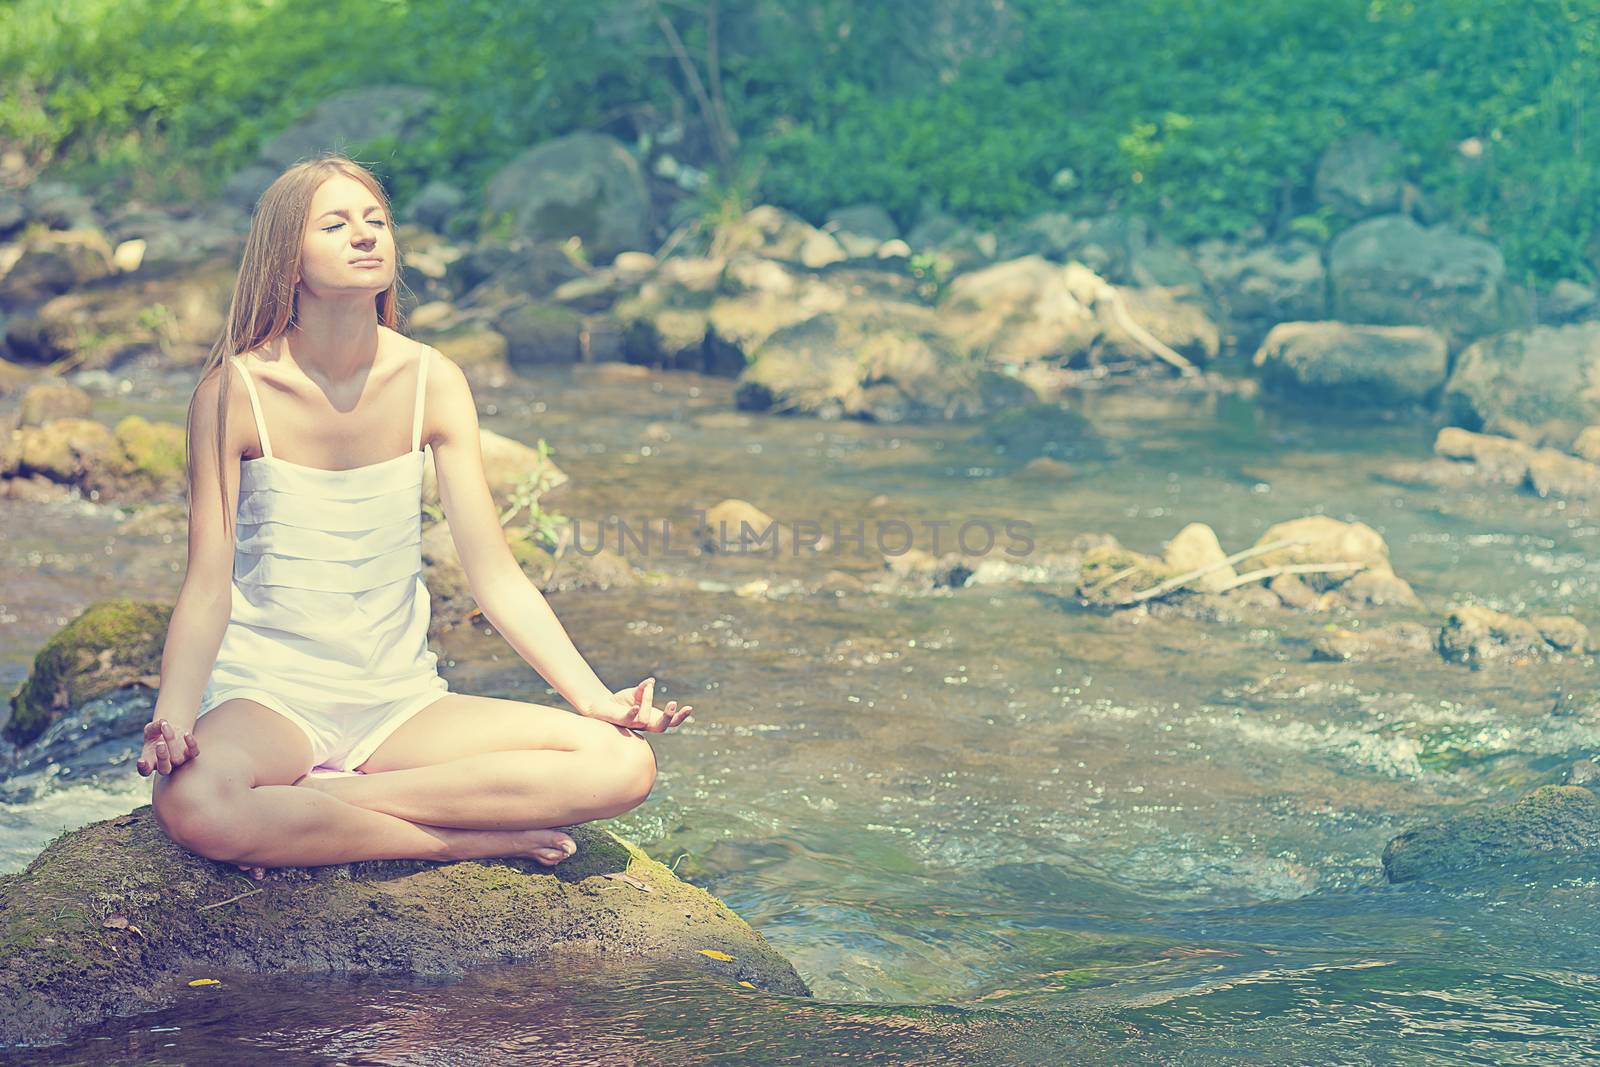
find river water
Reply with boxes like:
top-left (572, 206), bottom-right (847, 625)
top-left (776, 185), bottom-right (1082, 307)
top-left (3, 359), bottom-right (1598, 1064)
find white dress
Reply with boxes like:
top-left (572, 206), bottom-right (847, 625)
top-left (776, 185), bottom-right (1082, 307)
top-left (195, 346), bottom-right (449, 772)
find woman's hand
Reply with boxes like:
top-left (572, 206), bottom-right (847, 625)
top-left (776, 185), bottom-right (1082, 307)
top-left (580, 678), bottom-right (693, 733)
top-left (136, 718), bottom-right (198, 777)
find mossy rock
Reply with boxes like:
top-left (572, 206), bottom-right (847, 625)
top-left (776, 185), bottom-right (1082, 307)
top-left (114, 415), bottom-right (186, 489)
top-left (0, 809), bottom-right (810, 1044)
top-left (5, 598), bottom-right (169, 748)
top-left (1075, 543), bottom-right (1173, 604)
top-left (1382, 785), bottom-right (1600, 884)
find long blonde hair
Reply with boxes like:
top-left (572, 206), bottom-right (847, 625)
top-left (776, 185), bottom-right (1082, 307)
top-left (186, 155), bottom-right (404, 535)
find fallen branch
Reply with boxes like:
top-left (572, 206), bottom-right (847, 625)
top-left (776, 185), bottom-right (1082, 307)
top-left (1090, 537), bottom-right (1309, 601)
top-left (1106, 288), bottom-right (1199, 378)
top-left (1210, 561), bottom-right (1368, 594)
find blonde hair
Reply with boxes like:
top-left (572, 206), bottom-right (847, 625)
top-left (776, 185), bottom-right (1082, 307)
top-left (186, 154), bottom-right (404, 535)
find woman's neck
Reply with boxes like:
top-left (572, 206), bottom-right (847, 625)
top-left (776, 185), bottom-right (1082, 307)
top-left (286, 295), bottom-right (381, 385)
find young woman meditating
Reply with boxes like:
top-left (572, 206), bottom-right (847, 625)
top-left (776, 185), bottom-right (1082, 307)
top-left (137, 155), bottom-right (692, 877)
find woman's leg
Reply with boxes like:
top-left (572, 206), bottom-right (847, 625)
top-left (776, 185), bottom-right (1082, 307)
top-left (154, 699), bottom-right (577, 868)
top-left (298, 693), bottom-right (659, 831)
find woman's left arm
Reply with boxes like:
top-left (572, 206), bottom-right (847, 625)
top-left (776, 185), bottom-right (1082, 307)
top-left (425, 349), bottom-right (616, 714)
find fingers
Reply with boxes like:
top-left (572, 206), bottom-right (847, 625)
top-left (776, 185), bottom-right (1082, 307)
top-left (155, 735), bottom-right (172, 775)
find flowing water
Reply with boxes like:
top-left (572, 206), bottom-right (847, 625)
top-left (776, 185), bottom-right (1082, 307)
top-left (3, 357), bottom-right (1598, 1064)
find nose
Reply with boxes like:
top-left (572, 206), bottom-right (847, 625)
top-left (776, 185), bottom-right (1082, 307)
top-left (351, 219), bottom-right (377, 246)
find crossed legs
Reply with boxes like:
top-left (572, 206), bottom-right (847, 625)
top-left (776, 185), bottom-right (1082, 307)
top-left (151, 694), bottom-right (657, 871)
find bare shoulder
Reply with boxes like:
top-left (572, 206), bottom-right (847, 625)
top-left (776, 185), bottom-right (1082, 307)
top-left (411, 339), bottom-right (474, 447)
top-left (192, 358), bottom-right (256, 459)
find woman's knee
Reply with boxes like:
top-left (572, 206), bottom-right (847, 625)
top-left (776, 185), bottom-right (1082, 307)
top-left (607, 730), bottom-right (658, 809)
top-left (151, 770), bottom-right (253, 862)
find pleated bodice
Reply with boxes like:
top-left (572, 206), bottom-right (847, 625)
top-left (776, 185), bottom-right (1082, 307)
top-left (200, 348), bottom-right (447, 714)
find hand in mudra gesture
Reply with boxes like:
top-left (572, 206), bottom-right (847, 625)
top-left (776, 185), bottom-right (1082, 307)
top-left (136, 717), bottom-right (268, 881)
top-left (582, 678), bottom-right (693, 733)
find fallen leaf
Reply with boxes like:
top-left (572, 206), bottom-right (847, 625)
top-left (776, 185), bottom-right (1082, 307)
top-left (737, 981), bottom-right (756, 989)
top-left (188, 978), bottom-right (220, 987)
top-left (697, 949), bottom-right (734, 962)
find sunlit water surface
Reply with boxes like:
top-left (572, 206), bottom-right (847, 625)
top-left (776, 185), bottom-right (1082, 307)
top-left (3, 359), bottom-right (1598, 1064)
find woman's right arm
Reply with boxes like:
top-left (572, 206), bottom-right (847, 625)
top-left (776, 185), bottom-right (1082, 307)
top-left (148, 362), bottom-right (244, 736)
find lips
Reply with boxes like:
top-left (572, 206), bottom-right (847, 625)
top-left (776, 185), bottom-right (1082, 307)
top-left (350, 256), bottom-right (385, 267)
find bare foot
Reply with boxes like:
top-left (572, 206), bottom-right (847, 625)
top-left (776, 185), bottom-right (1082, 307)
top-left (511, 828), bottom-right (578, 866)
top-left (234, 863), bottom-right (267, 880)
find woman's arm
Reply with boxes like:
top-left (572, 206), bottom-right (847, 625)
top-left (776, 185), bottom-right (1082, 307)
top-left (425, 349), bottom-right (614, 714)
top-left (151, 363), bottom-right (246, 735)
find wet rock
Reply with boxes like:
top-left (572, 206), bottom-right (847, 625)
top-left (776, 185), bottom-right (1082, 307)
top-left (1221, 584), bottom-right (1283, 612)
top-left (1251, 321), bottom-right (1447, 407)
top-left (1543, 279), bottom-right (1598, 324)
top-left (881, 548), bottom-right (974, 590)
top-left (940, 256), bottom-right (1099, 366)
top-left (8, 414), bottom-right (186, 499)
top-left (1438, 605), bottom-right (1555, 666)
top-left (1532, 615), bottom-right (1591, 653)
top-left (5, 256), bottom-right (233, 369)
top-left (1525, 449), bottom-right (1600, 498)
top-left (0, 808), bottom-right (810, 1044)
top-left (1075, 540), bottom-right (1172, 604)
top-left (998, 212), bottom-right (1209, 295)
top-left (736, 300), bottom-right (1036, 422)
top-left (409, 179), bottom-right (468, 236)
top-left (1161, 522), bottom-right (1235, 592)
top-left (1310, 622), bottom-right (1434, 662)
top-left (422, 325), bottom-right (510, 372)
top-left (824, 204), bottom-right (899, 259)
top-left (1249, 515), bottom-right (1397, 592)
top-left (1269, 573), bottom-right (1322, 611)
top-left (1327, 568), bottom-right (1422, 609)
top-left (495, 301), bottom-right (587, 365)
top-left (0, 228), bottom-right (117, 313)
top-left (1328, 215), bottom-right (1515, 349)
top-left (1572, 426), bottom-right (1600, 464)
top-left (1433, 426), bottom-right (1534, 484)
top-left (973, 402), bottom-right (1097, 461)
top-left (1443, 321), bottom-right (1600, 447)
top-left (715, 206), bottom-right (847, 269)
top-left (3, 598), bottom-right (168, 748)
top-left (1190, 237), bottom-right (1326, 350)
top-left (1382, 784), bottom-right (1600, 884)
top-left (15, 379), bottom-right (91, 427)
top-left (697, 499), bottom-right (830, 556)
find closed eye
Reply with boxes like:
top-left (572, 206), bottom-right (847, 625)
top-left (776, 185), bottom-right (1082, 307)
top-left (321, 219), bottom-right (387, 232)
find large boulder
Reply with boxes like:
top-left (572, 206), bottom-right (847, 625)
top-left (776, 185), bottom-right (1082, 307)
top-left (0, 229), bottom-right (117, 313)
top-left (1251, 321), bottom-right (1448, 407)
top-left (4, 598), bottom-right (168, 749)
top-left (221, 86), bottom-right (439, 212)
top-left (8, 414), bottom-right (187, 499)
top-left (4, 256), bottom-right (233, 369)
top-left (0, 808), bottom-right (810, 1044)
top-left (482, 132), bottom-right (652, 263)
top-left (1382, 784), bottom-right (1600, 884)
top-left (1190, 238), bottom-right (1326, 348)
top-left (734, 301), bottom-right (1037, 422)
top-left (1327, 215), bottom-right (1515, 348)
top-left (1442, 321), bottom-right (1600, 447)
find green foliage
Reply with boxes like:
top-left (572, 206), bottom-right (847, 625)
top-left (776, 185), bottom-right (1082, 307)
top-left (498, 438), bottom-right (568, 552)
top-left (2, 0), bottom-right (1595, 284)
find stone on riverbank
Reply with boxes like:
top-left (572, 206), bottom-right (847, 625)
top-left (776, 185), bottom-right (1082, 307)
top-left (3, 598), bottom-right (168, 748)
top-left (0, 809), bottom-right (810, 1045)
top-left (1443, 321), bottom-right (1600, 447)
top-left (1382, 784), bottom-right (1600, 884)
top-left (1250, 321), bottom-right (1447, 407)
top-left (1437, 605), bottom-right (1590, 667)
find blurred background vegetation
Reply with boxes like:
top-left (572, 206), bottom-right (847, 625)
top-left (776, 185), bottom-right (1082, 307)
top-left (3, 0), bottom-right (1595, 284)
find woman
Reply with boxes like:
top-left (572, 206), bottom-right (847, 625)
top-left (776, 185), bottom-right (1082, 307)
top-left (138, 154), bottom-right (692, 878)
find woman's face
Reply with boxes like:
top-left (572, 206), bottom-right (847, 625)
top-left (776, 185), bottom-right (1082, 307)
top-left (297, 173), bottom-right (395, 297)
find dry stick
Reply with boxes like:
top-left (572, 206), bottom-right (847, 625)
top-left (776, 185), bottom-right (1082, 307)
top-left (1210, 561), bottom-right (1368, 594)
top-left (1089, 537), bottom-right (1309, 600)
top-left (1106, 289), bottom-right (1200, 378)
top-left (197, 886), bottom-right (264, 911)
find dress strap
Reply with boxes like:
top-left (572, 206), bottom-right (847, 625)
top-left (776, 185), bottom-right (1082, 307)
top-left (229, 355), bottom-right (273, 458)
top-left (411, 347), bottom-right (431, 453)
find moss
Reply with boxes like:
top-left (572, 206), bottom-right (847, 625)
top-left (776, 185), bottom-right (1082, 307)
top-left (114, 415), bottom-right (186, 484)
top-left (4, 598), bottom-right (169, 747)
top-left (1382, 785), bottom-right (1600, 883)
top-left (0, 808), bottom-right (809, 1044)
